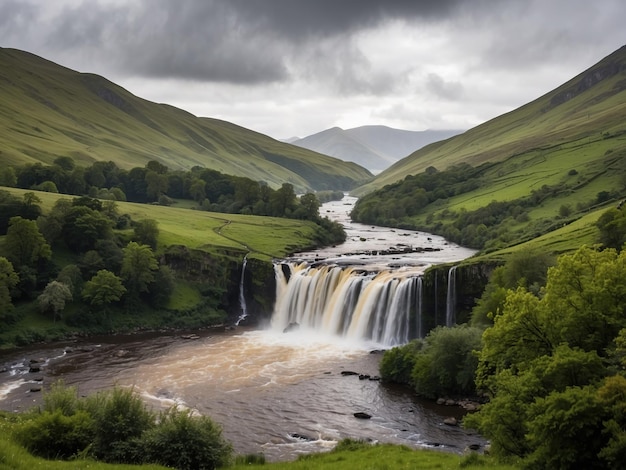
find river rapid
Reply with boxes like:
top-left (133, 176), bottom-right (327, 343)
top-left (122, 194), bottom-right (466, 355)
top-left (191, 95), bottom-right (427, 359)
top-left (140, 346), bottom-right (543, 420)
top-left (0, 196), bottom-right (483, 462)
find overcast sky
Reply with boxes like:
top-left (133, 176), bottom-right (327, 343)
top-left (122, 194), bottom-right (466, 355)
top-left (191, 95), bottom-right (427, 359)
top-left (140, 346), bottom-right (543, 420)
top-left (1, 0), bottom-right (625, 139)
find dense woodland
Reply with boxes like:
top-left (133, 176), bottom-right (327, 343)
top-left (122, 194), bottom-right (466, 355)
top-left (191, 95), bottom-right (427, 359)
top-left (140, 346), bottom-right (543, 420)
top-left (380, 205), bottom-right (626, 469)
top-left (351, 162), bottom-right (625, 250)
top-left (0, 158), bottom-right (346, 345)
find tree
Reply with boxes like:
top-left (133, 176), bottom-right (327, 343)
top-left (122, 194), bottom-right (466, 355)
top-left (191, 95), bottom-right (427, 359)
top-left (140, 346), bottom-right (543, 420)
top-left (121, 242), bottom-right (158, 297)
top-left (38, 281), bottom-right (72, 321)
top-left (270, 183), bottom-right (297, 217)
top-left (4, 216), bottom-right (52, 268)
top-left (0, 257), bottom-right (19, 319)
top-left (298, 193), bottom-right (321, 220)
top-left (410, 325), bottom-right (482, 399)
top-left (133, 219), bottom-right (159, 250)
top-left (82, 270), bottom-right (126, 307)
top-left (0, 166), bottom-right (17, 187)
top-left (468, 245), bottom-right (626, 466)
top-left (62, 206), bottom-right (113, 252)
top-left (56, 264), bottom-right (83, 295)
top-left (189, 178), bottom-right (206, 203)
top-left (53, 156), bottom-right (75, 172)
top-left (145, 171), bottom-right (169, 201)
top-left (597, 206), bottom-right (626, 251)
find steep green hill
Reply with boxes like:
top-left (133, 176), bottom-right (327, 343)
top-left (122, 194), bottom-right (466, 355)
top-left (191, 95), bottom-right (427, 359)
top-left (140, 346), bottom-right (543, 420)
top-left (354, 45), bottom-right (626, 196)
top-left (350, 45), bottom-right (626, 253)
top-left (0, 48), bottom-right (372, 192)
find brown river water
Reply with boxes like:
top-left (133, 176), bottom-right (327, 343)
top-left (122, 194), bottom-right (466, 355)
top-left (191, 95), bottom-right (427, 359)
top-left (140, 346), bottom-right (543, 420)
top-left (0, 327), bottom-right (484, 461)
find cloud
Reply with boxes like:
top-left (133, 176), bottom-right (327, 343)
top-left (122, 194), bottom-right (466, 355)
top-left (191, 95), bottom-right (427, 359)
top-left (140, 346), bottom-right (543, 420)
top-left (1, 0), bottom-right (625, 139)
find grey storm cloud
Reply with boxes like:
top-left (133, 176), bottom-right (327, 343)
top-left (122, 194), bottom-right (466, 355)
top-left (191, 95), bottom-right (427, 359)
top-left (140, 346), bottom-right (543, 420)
top-left (1, 0), bottom-right (624, 138)
top-left (1, 0), bottom-right (472, 85)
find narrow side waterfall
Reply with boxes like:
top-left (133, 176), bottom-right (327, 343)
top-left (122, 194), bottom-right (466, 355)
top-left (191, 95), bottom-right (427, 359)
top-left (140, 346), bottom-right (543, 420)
top-left (271, 263), bottom-right (422, 346)
top-left (445, 266), bottom-right (457, 327)
top-left (235, 255), bottom-right (248, 325)
top-left (416, 276), bottom-right (423, 339)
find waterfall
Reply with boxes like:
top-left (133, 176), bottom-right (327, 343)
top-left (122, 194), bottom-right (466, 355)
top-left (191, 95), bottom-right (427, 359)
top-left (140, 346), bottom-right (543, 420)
top-left (445, 266), bottom-right (457, 327)
top-left (271, 262), bottom-right (421, 346)
top-left (416, 276), bottom-right (423, 338)
top-left (235, 255), bottom-right (248, 325)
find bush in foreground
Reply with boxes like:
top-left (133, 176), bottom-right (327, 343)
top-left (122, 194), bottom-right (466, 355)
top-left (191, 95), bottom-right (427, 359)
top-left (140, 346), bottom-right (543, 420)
top-left (14, 382), bottom-right (232, 469)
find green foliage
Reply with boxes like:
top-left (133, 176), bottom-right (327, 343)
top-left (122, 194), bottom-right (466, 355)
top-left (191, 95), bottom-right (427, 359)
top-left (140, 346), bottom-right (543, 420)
top-left (133, 218), bottom-right (159, 250)
top-left (15, 409), bottom-right (95, 459)
top-left (4, 216), bottom-right (52, 267)
top-left (379, 339), bottom-right (423, 385)
top-left (140, 407), bottom-right (233, 469)
top-left (597, 205), bottom-right (626, 250)
top-left (121, 242), bottom-right (158, 295)
top-left (82, 270), bottom-right (126, 306)
top-left (471, 250), bottom-right (554, 326)
top-left (37, 281), bottom-right (72, 320)
top-left (411, 325), bottom-right (483, 399)
top-left (5, 382), bottom-right (236, 468)
top-left (0, 256), bottom-right (19, 320)
top-left (85, 387), bottom-right (155, 463)
top-left (380, 326), bottom-right (482, 399)
top-left (469, 246), bottom-right (626, 467)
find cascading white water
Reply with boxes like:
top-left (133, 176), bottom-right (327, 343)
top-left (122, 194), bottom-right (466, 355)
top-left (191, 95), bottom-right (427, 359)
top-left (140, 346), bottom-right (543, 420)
top-left (271, 262), bottom-right (422, 346)
top-left (416, 276), bottom-right (423, 339)
top-left (235, 255), bottom-right (248, 325)
top-left (445, 265), bottom-right (457, 327)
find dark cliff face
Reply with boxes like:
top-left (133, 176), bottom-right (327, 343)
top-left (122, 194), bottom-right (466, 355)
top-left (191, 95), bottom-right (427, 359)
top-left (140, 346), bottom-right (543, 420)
top-left (420, 261), bottom-right (497, 332)
top-left (162, 245), bottom-right (277, 326)
top-left (549, 46), bottom-right (626, 108)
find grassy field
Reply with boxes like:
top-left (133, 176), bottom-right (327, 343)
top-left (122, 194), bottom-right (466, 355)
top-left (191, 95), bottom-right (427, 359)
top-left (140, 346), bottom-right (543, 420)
top-left (2, 187), bottom-right (321, 260)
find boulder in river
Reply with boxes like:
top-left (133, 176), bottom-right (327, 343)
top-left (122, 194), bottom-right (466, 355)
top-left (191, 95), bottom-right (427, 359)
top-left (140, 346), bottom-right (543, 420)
top-left (354, 412), bottom-right (372, 420)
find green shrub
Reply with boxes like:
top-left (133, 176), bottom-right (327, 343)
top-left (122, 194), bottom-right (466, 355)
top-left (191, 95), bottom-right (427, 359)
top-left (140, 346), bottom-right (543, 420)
top-left (140, 407), bottom-right (233, 469)
top-left (15, 409), bottom-right (94, 459)
top-left (379, 339), bottom-right (423, 385)
top-left (84, 386), bottom-right (155, 463)
top-left (411, 325), bottom-right (482, 399)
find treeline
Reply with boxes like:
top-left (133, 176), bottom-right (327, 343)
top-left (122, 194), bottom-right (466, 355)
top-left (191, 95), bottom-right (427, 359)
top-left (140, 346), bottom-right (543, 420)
top-left (350, 163), bottom-right (623, 250)
top-left (0, 158), bottom-right (342, 222)
top-left (0, 191), bottom-right (175, 342)
top-left (380, 211), bottom-right (626, 468)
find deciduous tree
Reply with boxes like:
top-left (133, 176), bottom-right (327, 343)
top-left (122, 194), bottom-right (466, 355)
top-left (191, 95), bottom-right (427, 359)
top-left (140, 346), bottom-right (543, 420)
top-left (38, 281), bottom-right (72, 321)
top-left (82, 270), bottom-right (126, 307)
top-left (4, 216), bottom-right (52, 268)
top-left (0, 257), bottom-right (19, 319)
top-left (121, 242), bottom-right (158, 296)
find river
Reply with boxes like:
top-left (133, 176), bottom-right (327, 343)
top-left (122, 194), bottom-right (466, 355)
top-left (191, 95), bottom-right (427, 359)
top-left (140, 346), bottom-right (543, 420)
top-left (0, 196), bottom-right (482, 462)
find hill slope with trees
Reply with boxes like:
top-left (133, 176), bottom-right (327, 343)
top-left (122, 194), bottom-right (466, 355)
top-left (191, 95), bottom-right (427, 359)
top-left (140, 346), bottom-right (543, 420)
top-left (0, 48), bottom-right (372, 193)
top-left (351, 45), bottom-right (626, 253)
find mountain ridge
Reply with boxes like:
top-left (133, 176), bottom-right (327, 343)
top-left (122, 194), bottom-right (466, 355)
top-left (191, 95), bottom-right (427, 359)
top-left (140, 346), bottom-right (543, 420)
top-left (353, 44), bottom-right (626, 196)
top-left (0, 47), bottom-right (372, 192)
top-left (288, 125), bottom-right (462, 172)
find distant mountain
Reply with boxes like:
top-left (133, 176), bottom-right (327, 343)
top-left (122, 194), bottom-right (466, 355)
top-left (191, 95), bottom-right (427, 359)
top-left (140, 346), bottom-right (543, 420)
top-left (0, 48), bottom-right (372, 192)
top-left (289, 126), bottom-right (462, 172)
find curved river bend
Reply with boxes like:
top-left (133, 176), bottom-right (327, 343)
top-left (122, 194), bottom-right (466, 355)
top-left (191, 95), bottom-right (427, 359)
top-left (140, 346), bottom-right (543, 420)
top-left (0, 197), bottom-right (482, 462)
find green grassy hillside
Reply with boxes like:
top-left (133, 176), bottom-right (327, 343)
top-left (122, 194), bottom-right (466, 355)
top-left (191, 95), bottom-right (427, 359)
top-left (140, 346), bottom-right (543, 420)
top-left (0, 48), bottom-right (372, 192)
top-left (350, 45), bottom-right (626, 255)
top-left (354, 45), bottom-right (626, 196)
